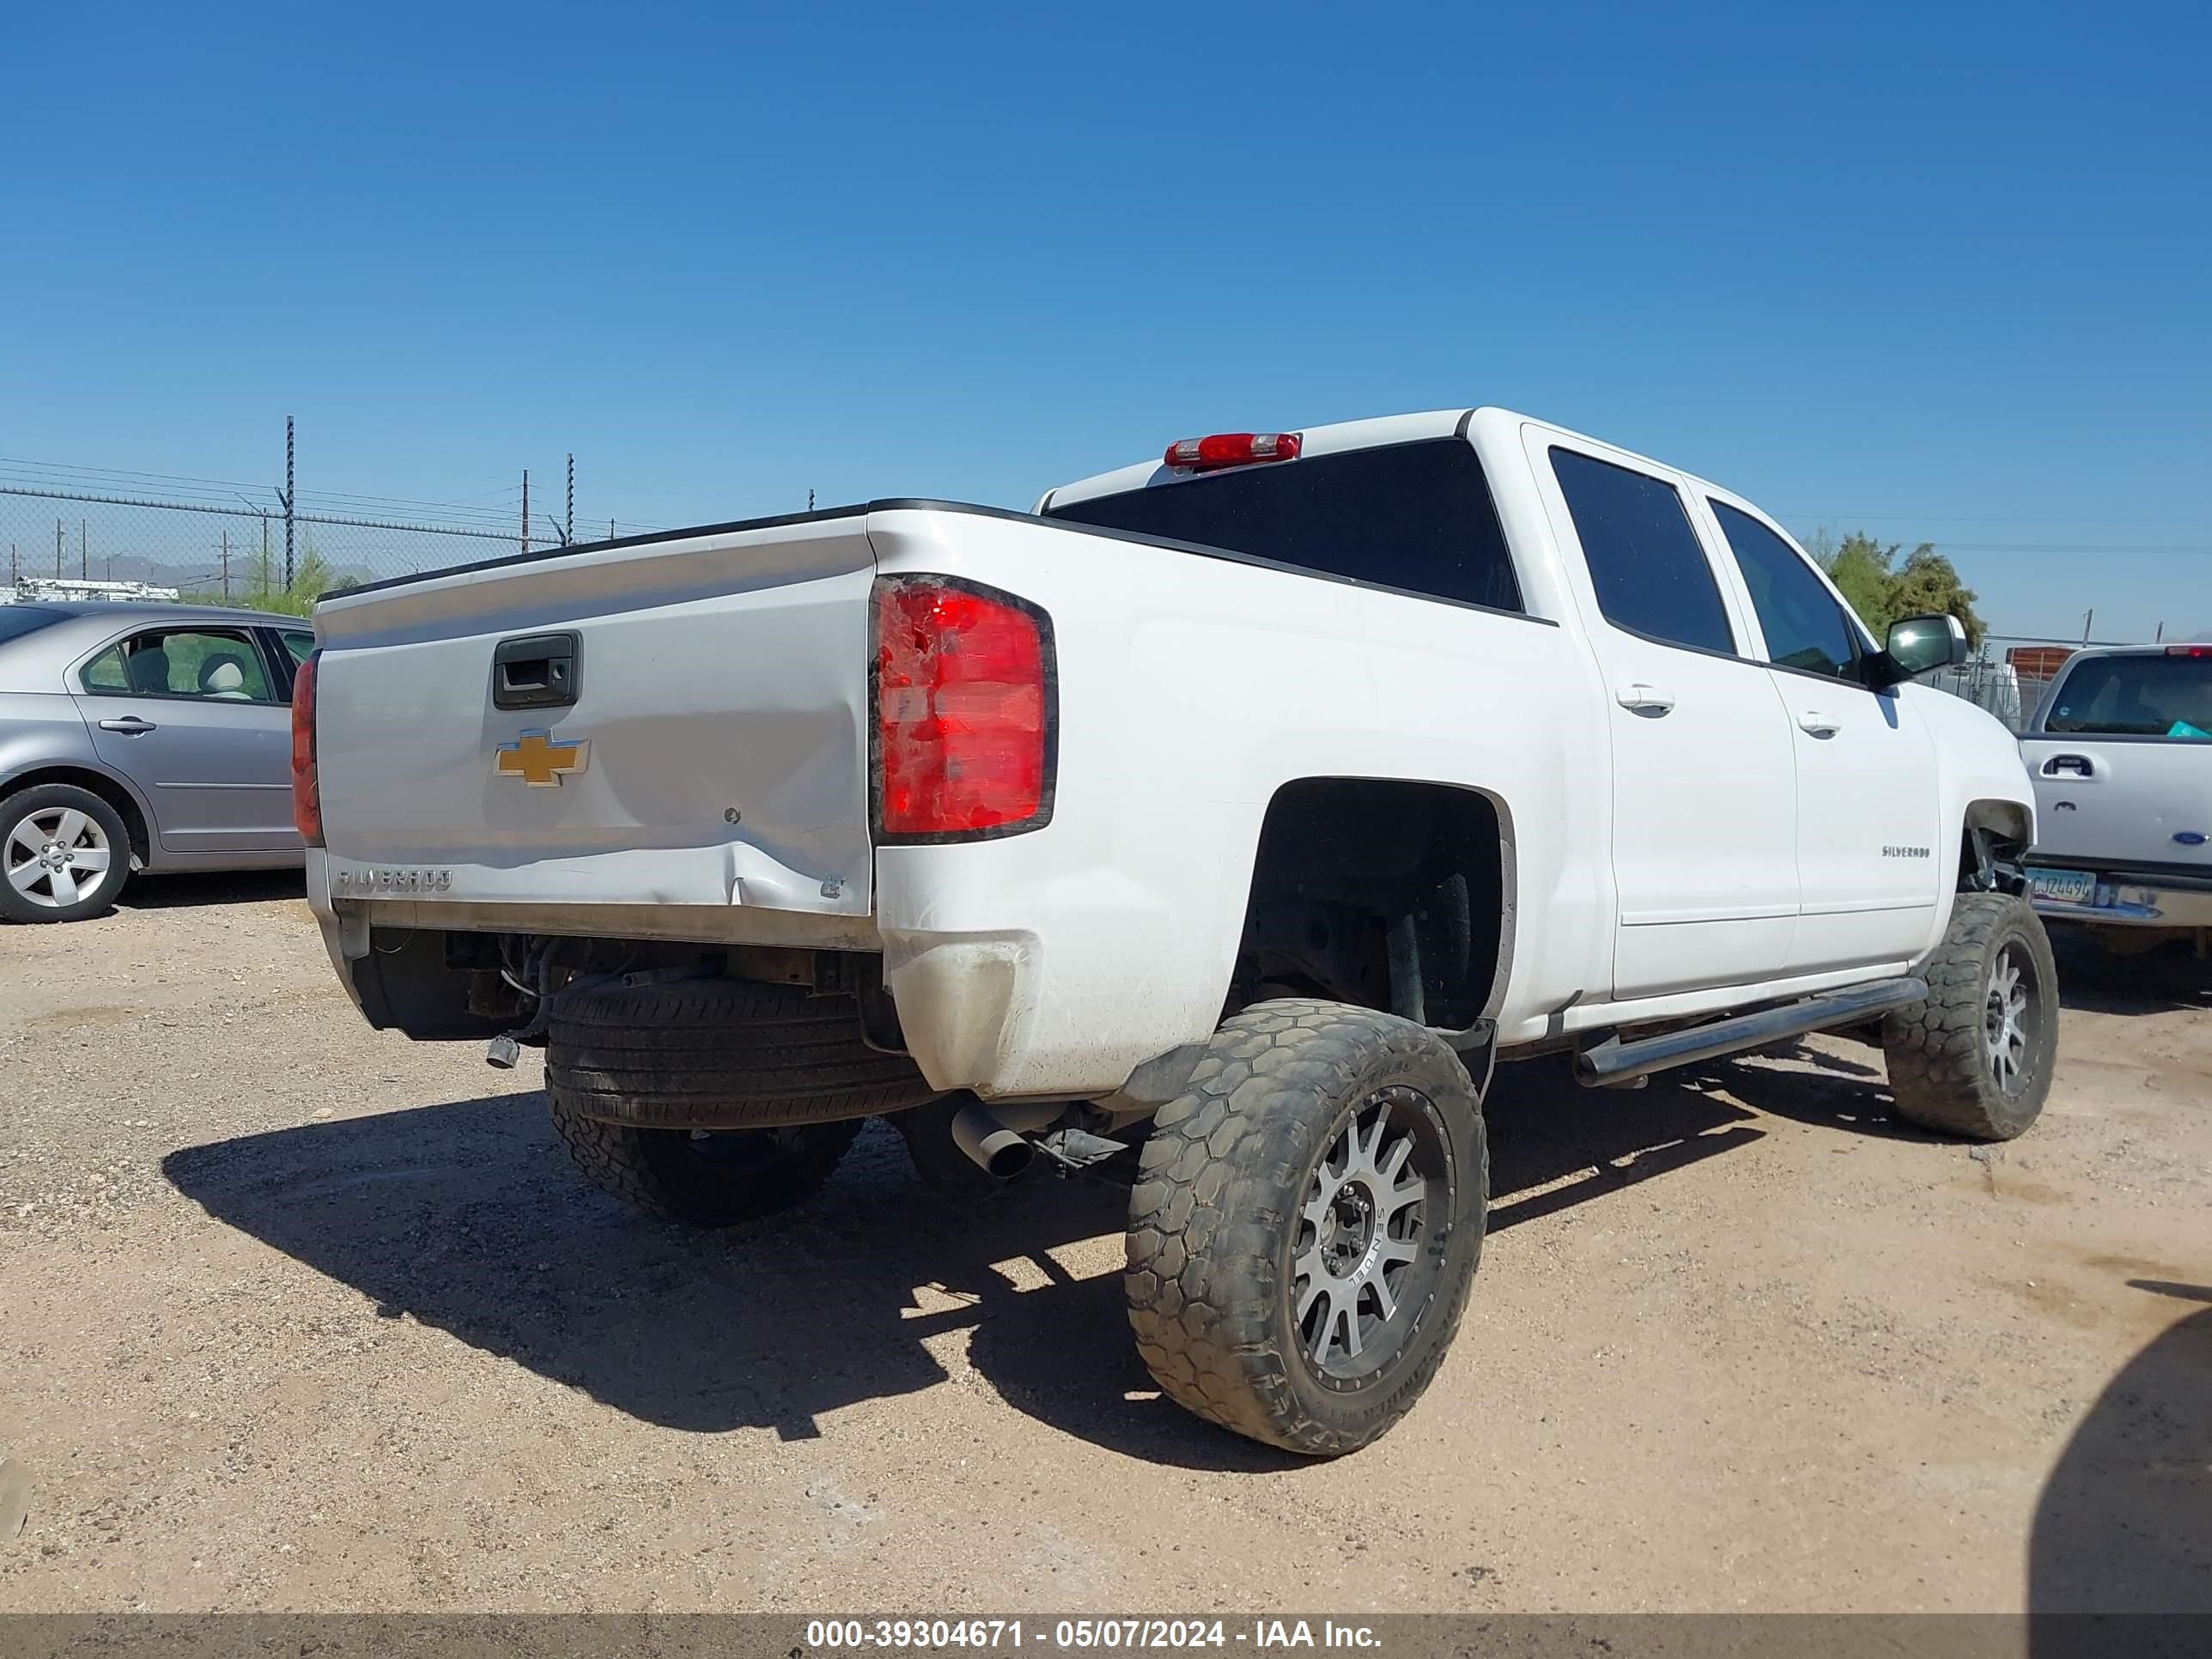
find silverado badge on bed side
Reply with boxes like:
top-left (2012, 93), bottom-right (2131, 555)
top-left (495, 731), bottom-right (590, 787)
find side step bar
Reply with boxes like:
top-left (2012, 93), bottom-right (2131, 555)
top-left (1573, 976), bottom-right (1926, 1089)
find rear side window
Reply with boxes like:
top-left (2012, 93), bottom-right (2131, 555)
top-left (2045, 653), bottom-right (2212, 738)
top-left (79, 629), bottom-right (277, 702)
top-left (1043, 439), bottom-right (1522, 612)
top-left (1710, 500), bottom-right (1865, 680)
top-left (1551, 449), bottom-right (1735, 655)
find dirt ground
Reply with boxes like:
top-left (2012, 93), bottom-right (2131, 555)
top-left (0, 875), bottom-right (2206, 1615)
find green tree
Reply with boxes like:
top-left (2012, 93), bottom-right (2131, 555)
top-left (1815, 531), bottom-right (1985, 650)
top-left (1824, 532), bottom-right (1898, 632)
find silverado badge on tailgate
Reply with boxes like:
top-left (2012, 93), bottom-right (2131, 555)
top-left (495, 731), bottom-right (590, 787)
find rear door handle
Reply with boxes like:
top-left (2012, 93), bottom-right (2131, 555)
top-left (2043, 753), bottom-right (2097, 778)
top-left (98, 716), bottom-right (157, 734)
top-left (1615, 684), bottom-right (1676, 714)
top-left (1797, 710), bottom-right (1841, 737)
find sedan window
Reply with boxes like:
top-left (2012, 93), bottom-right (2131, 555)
top-left (81, 629), bottom-right (277, 703)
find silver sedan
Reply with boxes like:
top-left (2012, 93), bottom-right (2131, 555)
top-left (0, 600), bottom-right (314, 922)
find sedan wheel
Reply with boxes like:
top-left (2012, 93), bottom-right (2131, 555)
top-left (0, 785), bottom-right (131, 924)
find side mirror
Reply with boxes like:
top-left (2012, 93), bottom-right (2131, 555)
top-left (1871, 613), bottom-right (1969, 686)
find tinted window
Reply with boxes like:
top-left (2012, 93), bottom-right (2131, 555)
top-left (1710, 501), bottom-right (1863, 679)
top-left (1551, 449), bottom-right (1734, 654)
top-left (1044, 439), bottom-right (1522, 612)
top-left (80, 629), bottom-right (276, 702)
top-left (0, 606), bottom-right (66, 646)
top-left (2045, 653), bottom-right (2212, 738)
top-left (280, 630), bottom-right (314, 665)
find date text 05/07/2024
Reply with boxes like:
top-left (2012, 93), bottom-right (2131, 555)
top-left (801, 1620), bottom-right (1382, 1650)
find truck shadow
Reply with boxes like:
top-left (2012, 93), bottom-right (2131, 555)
top-left (163, 1060), bottom-right (1766, 1472)
top-left (2028, 1280), bottom-right (2212, 1636)
top-left (2050, 932), bottom-right (2212, 1015)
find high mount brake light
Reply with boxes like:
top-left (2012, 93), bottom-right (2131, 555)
top-left (1162, 432), bottom-right (1303, 472)
top-left (2166, 645), bottom-right (2212, 658)
top-left (290, 649), bottom-right (324, 847)
top-left (873, 577), bottom-right (1054, 840)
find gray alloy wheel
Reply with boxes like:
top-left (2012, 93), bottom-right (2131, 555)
top-left (1294, 1086), bottom-right (1448, 1379)
top-left (1983, 941), bottom-right (2041, 1099)
top-left (0, 786), bottom-right (130, 923)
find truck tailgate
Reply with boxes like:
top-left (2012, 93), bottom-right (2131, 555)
top-left (2021, 735), bottom-right (2210, 872)
top-left (312, 514), bottom-right (878, 921)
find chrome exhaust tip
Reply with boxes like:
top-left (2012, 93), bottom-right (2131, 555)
top-left (950, 1099), bottom-right (1040, 1178)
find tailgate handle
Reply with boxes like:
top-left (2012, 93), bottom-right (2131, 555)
top-left (491, 632), bottom-right (580, 710)
top-left (2043, 753), bottom-right (2096, 778)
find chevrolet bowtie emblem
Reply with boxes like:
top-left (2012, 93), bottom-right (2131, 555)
top-left (495, 731), bottom-right (590, 787)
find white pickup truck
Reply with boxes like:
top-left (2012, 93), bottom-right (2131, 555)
top-left (295, 408), bottom-right (2054, 1455)
top-left (2019, 643), bottom-right (2211, 953)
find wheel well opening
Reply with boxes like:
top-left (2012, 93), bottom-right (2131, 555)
top-left (1961, 800), bottom-right (2033, 893)
top-left (1, 767), bottom-right (149, 866)
top-left (1236, 779), bottom-right (1509, 1030)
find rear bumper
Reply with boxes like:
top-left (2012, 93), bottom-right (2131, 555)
top-left (2027, 865), bottom-right (2212, 928)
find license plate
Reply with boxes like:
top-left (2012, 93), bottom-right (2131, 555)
top-left (2029, 867), bottom-right (2096, 905)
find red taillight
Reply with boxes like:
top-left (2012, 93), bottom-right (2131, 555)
top-left (873, 577), bottom-right (1054, 840)
top-left (2167, 645), bottom-right (2212, 658)
top-left (290, 649), bottom-right (324, 847)
top-left (1162, 431), bottom-right (1303, 472)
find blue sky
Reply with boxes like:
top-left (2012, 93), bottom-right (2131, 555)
top-left (3, 1), bottom-right (2206, 640)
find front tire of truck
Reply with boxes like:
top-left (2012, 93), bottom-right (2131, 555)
top-left (1124, 1000), bottom-right (1486, 1457)
top-left (548, 1097), bottom-right (863, 1226)
top-left (1881, 891), bottom-right (2059, 1141)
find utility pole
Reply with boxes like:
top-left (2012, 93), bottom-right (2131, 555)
top-left (55, 520), bottom-right (64, 577)
top-left (221, 530), bottom-right (231, 599)
top-left (80, 520), bottom-right (88, 580)
top-left (8, 544), bottom-right (16, 586)
top-left (565, 453), bottom-right (574, 545)
top-left (282, 414), bottom-right (296, 591)
top-left (608, 518), bottom-right (616, 542)
top-left (521, 469), bottom-right (531, 554)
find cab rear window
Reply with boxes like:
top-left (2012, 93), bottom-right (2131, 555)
top-left (1043, 439), bottom-right (1523, 613)
top-left (2044, 653), bottom-right (2212, 738)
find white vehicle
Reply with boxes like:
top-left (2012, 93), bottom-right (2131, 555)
top-left (2019, 642), bottom-right (2211, 950)
top-left (296, 408), bottom-right (2055, 1455)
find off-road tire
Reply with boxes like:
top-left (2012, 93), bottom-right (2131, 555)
top-left (0, 783), bottom-right (131, 924)
top-left (1882, 892), bottom-right (2058, 1140)
top-left (1125, 1000), bottom-right (1487, 1457)
top-left (549, 1097), bottom-right (862, 1226)
top-left (546, 976), bottom-right (940, 1129)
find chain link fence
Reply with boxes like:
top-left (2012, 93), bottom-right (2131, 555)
top-left (1, 436), bottom-right (659, 617)
top-left (1921, 638), bottom-right (2112, 732)
top-left (0, 487), bottom-right (588, 617)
